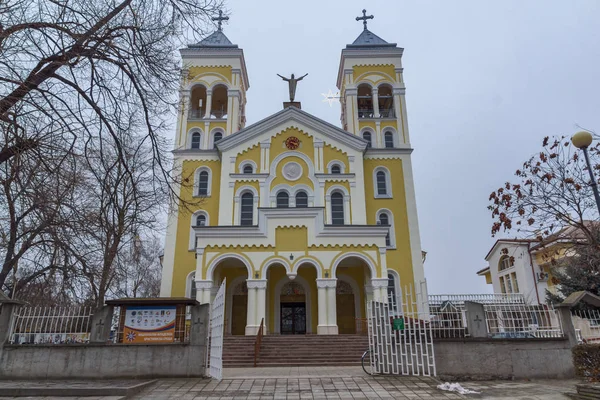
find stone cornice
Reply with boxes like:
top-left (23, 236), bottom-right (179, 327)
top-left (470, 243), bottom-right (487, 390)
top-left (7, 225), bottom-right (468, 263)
top-left (246, 279), bottom-right (267, 289)
top-left (371, 278), bottom-right (388, 288)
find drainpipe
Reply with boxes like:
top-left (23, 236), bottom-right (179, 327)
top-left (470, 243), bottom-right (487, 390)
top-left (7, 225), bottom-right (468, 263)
top-left (527, 243), bottom-right (541, 305)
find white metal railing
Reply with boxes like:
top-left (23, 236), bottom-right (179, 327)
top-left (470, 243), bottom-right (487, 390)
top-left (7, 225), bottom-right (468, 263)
top-left (8, 306), bottom-right (93, 344)
top-left (428, 294), bottom-right (525, 338)
top-left (427, 294), bottom-right (562, 338)
top-left (484, 302), bottom-right (563, 338)
top-left (429, 293), bottom-right (526, 305)
top-left (572, 309), bottom-right (600, 344)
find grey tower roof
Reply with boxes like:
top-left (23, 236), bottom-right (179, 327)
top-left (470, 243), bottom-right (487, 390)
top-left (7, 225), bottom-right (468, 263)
top-left (346, 29), bottom-right (397, 49)
top-left (188, 30), bottom-right (238, 49)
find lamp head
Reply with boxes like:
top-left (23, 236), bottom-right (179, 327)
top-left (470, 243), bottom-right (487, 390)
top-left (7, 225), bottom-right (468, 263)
top-left (572, 131), bottom-right (594, 149)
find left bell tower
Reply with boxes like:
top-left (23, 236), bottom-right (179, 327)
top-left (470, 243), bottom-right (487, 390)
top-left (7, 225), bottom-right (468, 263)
top-left (175, 13), bottom-right (250, 151)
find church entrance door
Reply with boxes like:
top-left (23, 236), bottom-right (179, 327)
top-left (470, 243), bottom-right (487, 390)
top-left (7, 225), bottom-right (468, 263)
top-left (280, 303), bottom-right (306, 334)
top-left (337, 280), bottom-right (356, 334)
top-left (230, 281), bottom-right (248, 336)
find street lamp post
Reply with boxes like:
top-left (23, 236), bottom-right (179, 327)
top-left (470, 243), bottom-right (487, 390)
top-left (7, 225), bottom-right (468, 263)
top-left (572, 130), bottom-right (600, 216)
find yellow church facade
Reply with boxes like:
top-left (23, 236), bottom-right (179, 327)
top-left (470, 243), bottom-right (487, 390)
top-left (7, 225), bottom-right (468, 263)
top-left (160, 16), bottom-right (427, 335)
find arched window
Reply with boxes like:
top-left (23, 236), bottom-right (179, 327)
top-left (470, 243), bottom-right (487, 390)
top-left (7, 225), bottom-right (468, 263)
top-left (196, 214), bottom-right (206, 226)
top-left (384, 131), bottom-right (394, 148)
top-left (295, 191), bottom-right (308, 208)
top-left (213, 132), bottom-right (223, 149)
top-left (378, 212), bottom-right (391, 247)
top-left (189, 273), bottom-right (197, 299)
top-left (240, 192), bottom-right (254, 226)
top-left (191, 132), bottom-right (201, 149)
top-left (243, 165), bottom-right (253, 174)
top-left (190, 85), bottom-right (207, 119)
top-left (198, 171), bottom-right (209, 196)
top-left (276, 191), bottom-right (289, 208)
top-left (363, 131), bottom-right (372, 148)
top-left (378, 84), bottom-right (394, 118)
top-left (387, 272), bottom-right (400, 314)
top-left (331, 192), bottom-right (345, 225)
top-left (499, 256), bottom-right (511, 271)
top-left (211, 85), bottom-right (228, 119)
top-left (357, 84), bottom-right (373, 119)
top-left (376, 171), bottom-right (387, 196)
top-left (331, 164), bottom-right (341, 174)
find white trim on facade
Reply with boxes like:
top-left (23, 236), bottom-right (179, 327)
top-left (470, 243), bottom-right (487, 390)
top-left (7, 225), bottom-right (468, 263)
top-left (234, 185), bottom-right (259, 226)
top-left (189, 210), bottom-right (210, 250)
top-left (327, 159), bottom-right (346, 174)
top-left (238, 159), bottom-right (257, 174)
top-left (205, 253), bottom-right (253, 281)
top-left (331, 252), bottom-right (377, 279)
top-left (325, 184), bottom-right (351, 225)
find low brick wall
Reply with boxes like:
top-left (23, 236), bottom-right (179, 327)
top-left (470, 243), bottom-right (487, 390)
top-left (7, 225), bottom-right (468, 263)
top-left (0, 343), bottom-right (206, 379)
top-left (434, 338), bottom-right (575, 380)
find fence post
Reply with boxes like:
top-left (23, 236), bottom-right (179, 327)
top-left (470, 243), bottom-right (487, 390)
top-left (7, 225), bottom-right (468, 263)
top-left (90, 306), bottom-right (114, 343)
top-left (190, 304), bottom-right (209, 346)
top-left (556, 304), bottom-right (578, 347)
top-left (0, 298), bottom-right (24, 345)
top-left (464, 301), bottom-right (487, 338)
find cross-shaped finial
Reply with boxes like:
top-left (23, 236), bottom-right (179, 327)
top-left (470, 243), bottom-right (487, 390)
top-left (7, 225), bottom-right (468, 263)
top-left (356, 9), bottom-right (374, 31)
top-left (212, 10), bottom-right (229, 32)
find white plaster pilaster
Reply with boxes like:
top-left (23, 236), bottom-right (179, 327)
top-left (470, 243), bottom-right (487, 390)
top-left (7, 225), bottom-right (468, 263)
top-left (245, 284), bottom-right (257, 335)
top-left (314, 140), bottom-right (324, 173)
top-left (195, 279), bottom-right (213, 304)
top-left (177, 90), bottom-right (190, 148)
top-left (260, 141), bottom-right (270, 173)
top-left (349, 151), bottom-right (366, 224)
top-left (345, 88), bottom-right (357, 134)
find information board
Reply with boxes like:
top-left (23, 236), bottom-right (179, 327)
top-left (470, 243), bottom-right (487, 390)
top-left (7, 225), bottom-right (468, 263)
top-left (123, 306), bottom-right (176, 343)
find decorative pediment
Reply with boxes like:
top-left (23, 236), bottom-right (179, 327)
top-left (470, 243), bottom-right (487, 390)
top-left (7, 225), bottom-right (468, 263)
top-left (216, 107), bottom-right (368, 154)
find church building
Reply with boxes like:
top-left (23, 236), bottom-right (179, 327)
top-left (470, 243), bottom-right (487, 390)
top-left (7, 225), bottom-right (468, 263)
top-left (160, 11), bottom-right (427, 335)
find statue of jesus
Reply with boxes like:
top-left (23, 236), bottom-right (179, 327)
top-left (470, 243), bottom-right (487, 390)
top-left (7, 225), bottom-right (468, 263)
top-left (277, 73), bottom-right (308, 102)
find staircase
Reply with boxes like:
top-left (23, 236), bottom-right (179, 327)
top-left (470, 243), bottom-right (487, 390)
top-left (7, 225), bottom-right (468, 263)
top-left (223, 335), bottom-right (369, 368)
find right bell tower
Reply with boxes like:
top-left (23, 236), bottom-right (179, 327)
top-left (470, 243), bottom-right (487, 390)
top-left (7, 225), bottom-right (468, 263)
top-left (336, 10), bottom-right (410, 149)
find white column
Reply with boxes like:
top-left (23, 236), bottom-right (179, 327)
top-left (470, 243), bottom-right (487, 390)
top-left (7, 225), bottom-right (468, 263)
top-left (371, 278), bottom-right (389, 303)
top-left (316, 279), bottom-right (338, 335)
top-left (245, 284), bottom-right (257, 335)
top-left (345, 88), bottom-right (357, 134)
top-left (204, 90), bottom-right (212, 119)
top-left (247, 280), bottom-right (267, 335)
top-left (227, 89), bottom-right (241, 134)
top-left (372, 87), bottom-right (380, 118)
top-left (195, 280), bottom-right (213, 304)
top-left (317, 285), bottom-right (327, 333)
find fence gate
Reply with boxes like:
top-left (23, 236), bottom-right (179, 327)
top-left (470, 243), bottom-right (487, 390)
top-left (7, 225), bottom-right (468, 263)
top-left (209, 278), bottom-right (226, 380)
top-left (367, 285), bottom-right (436, 376)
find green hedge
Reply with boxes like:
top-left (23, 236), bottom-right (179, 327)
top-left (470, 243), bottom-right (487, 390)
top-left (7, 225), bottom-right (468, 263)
top-left (573, 344), bottom-right (600, 380)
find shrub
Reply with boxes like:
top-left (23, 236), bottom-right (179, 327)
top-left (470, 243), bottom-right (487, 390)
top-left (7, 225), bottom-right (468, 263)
top-left (573, 344), bottom-right (600, 380)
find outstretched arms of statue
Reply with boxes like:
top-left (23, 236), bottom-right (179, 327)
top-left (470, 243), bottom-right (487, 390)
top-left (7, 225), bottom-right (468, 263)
top-left (277, 74), bottom-right (289, 81)
top-left (297, 73), bottom-right (308, 81)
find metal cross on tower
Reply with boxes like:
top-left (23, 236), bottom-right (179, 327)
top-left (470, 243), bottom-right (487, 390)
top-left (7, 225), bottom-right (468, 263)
top-left (213, 10), bottom-right (229, 32)
top-left (356, 9), bottom-right (374, 31)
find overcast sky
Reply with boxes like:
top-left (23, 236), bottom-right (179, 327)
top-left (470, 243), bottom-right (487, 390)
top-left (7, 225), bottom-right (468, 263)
top-left (196, 0), bottom-right (600, 294)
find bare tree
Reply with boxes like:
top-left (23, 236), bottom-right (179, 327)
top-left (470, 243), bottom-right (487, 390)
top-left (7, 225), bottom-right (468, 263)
top-left (113, 235), bottom-right (163, 298)
top-left (489, 135), bottom-right (600, 245)
top-left (0, 0), bottom-right (218, 293)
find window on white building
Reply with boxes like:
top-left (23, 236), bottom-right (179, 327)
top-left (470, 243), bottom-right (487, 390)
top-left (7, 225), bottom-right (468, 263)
top-left (295, 191), bottom-right (308, 208)
top-left (191, 132), bottom-right (201, 149)
top-left (276, 191), bottom-right (289, 208)
top-left (331, 192), bottom-right (345, 225)
top-left (240, 192), bottom-right (254, 226)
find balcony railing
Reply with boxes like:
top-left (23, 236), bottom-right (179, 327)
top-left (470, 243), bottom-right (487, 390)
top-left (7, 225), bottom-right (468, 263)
top-left (188, 109), bottom-right (228, 120)
top-left (357, 108), bottom-right (396, 119)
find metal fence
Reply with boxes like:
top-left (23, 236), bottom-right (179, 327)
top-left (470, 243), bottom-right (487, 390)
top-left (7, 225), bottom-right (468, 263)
top-left (484, 302), bottom-right (562, 338)
top-left (8, 306), bottom-right (93, 345)
top-left (427, 294), bottom-right (562, 338)
top-left (572, 309), bottom-right (600, 344)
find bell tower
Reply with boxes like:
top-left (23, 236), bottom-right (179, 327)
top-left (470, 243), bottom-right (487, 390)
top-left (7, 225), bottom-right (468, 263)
top-left (337, 10), bottom-right (410, 149)
top-left (175, 12), bottom-right (250, 150)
